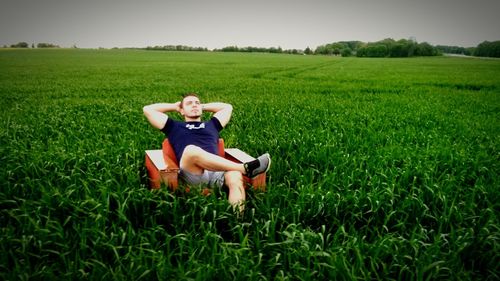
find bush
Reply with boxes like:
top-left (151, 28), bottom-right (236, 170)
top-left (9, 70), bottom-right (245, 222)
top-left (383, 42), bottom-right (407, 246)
top-left (474, 41), bottom-right (500, 58)
top-left (37, 43), bottom-right (60, 48)
top-left (10, 42), bottom-right (29, 48)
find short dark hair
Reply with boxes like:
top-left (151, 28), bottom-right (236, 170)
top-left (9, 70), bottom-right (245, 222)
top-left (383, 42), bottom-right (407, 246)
top-left (180, 93), bottom-right (200, 108)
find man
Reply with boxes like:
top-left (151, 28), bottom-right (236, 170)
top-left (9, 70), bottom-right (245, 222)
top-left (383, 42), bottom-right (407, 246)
top-left (143, 93), bottom-right (271, 213)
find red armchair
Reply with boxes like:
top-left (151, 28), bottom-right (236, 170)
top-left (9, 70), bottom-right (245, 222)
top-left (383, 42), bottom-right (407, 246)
top-left (145, 139), bottom-right (266, 191)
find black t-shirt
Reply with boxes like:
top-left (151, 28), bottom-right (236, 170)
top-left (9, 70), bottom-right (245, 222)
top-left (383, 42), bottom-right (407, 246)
top-left (161, 117), bottom-right (223, 162)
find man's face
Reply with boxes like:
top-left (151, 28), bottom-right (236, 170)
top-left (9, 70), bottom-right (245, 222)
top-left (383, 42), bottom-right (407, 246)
top-left (181, 96), bottom-right (202, 119)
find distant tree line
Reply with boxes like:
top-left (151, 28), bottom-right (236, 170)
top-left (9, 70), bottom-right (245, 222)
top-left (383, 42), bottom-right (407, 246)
top-left (4, 39), bottom-right (500, 58)
top-left (315, 39), bottom-right (500, 58)
top-left (36, 43), bottom-right (60, 48)
top-left (473, 41), bottom-right (500, 58)
top-left (314, 39), bottom-right (439, 57)
top-left (434, 41), bottom-right (500, 57)
top-left (214, 46), bottom-right (307, 55)
top-left (214, 39), bottom-right (442, 57)
top-left (3, 42), bottom-right (61, 48)
top-left (435, 45), bottom-right (474, 56)
top-left (314, 41), bottom-right (363, 56)
top-left (145, 45), bottom-right (208, 51)
top-left (6, 42), bottom-right (29, 48)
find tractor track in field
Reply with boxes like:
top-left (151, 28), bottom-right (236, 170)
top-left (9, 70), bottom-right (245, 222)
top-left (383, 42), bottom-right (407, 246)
top-left (250, 59), bottom-right (346, 80)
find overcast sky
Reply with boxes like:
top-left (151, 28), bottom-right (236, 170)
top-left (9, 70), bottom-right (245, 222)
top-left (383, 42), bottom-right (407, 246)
top-left (1, 0), bottom-right (499, 49)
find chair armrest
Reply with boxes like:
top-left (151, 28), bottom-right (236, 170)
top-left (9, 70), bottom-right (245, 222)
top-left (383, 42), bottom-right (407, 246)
top-left (224, 148), bottom-right (255, 163)
top-left (145, 150), bottom-right (179, 171)
top-left (225, 148), bottom-right (266, 191)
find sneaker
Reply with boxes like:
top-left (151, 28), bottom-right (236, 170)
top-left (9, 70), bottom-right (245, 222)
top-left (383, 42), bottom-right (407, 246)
top-left (244, 153), bottom-right (271, 178)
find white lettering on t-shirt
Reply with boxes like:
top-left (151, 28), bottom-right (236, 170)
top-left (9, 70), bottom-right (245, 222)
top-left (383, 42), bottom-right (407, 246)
top-left (186, 123), bottom-right (206, 130)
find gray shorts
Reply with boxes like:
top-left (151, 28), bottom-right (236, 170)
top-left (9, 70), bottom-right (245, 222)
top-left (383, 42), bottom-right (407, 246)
top-left (179, 169), bottom-right (225, 188)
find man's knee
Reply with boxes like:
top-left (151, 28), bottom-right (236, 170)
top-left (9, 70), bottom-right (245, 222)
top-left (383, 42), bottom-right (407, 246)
top-left (180, 145), bottom-right (205, 173)
top-left (182, 145), bottom-right (203, 160)
top-left (225, 171), bottom-right (243, 187)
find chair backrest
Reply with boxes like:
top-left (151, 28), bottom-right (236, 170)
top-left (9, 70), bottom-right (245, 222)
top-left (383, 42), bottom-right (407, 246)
top-left (217, 138), bottom-right (225, 157)
top-left (162, 139), bottom-right (178, 164)
top-left (162, 138), bottom-right (225, 165)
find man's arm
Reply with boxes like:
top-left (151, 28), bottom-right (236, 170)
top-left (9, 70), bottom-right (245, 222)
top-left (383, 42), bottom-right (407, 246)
top-left (203, 102), bottom-right (233, 127)
top-left (143, 102), bottom-right (180, 129)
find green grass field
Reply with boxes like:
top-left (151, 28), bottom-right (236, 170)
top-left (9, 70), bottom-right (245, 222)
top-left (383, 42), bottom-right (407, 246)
top-left (1, 49), bottom-right (499, 280)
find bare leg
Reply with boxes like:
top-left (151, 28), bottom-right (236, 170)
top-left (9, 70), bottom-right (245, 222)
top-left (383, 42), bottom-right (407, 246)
top-left (180, 145), bottom-right (246, 175)
top-left (225, 171), bottom-right (245, 214)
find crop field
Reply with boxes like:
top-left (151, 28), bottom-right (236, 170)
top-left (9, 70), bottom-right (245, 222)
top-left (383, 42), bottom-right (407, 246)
top-left (1, 49), bottom-right (499, 280)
